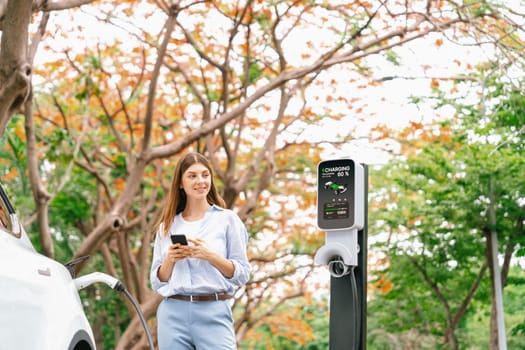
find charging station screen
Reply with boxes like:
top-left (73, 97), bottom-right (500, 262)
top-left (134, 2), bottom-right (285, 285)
top-left (323, 202), bottom-right (349, 220)
top-left (317, 159), bottom-right (355, 230)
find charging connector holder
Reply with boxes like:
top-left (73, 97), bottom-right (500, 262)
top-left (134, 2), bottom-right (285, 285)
top-left (314, 228), bottom-right (359, 277)
top-left (328, 256), bottom-right (351, 278)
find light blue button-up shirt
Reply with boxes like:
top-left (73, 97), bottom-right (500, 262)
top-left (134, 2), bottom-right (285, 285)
top-left (150, 205), bottom-right (251, 297)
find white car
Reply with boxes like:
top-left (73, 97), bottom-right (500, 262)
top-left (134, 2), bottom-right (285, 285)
top-left (0, 184), bottom-right (96, 350)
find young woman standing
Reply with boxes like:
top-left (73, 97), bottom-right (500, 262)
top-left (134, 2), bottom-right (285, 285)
top-left (150, 152), bottom-right (251, 349)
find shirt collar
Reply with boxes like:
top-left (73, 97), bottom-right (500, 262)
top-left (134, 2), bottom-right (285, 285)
top-left (210, 204), bottom-right (224, 211)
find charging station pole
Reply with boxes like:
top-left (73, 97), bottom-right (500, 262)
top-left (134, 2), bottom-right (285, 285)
top-left (314, 159), bottom-right (368, 350)
top-left (330, 165), bottom-right (367, 350)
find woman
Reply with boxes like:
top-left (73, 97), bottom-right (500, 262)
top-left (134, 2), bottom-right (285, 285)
top-left (150, 152), bottom-right (251, 350)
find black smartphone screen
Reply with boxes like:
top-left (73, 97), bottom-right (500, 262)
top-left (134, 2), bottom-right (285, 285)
top-left (170, 234), bottom-right (188, 245)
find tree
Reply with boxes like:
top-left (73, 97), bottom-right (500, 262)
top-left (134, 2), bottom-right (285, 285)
top-left (368, 63), bottom-right (525, 349)
top-left (368, 139), bottom-right (490, 350)
top-left (1, 1), bottom-right (524, 348)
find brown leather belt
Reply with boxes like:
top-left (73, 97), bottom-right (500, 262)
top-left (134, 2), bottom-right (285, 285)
top-left (168, 293), bottom-right (232, 302)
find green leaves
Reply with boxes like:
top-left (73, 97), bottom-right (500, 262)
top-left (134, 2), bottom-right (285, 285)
top-left (493, 90), bottom-right (525, 130)
top-left (51, 190), bottom-right (91, 223)
top-left (368, 65), bottom-right (525, 348)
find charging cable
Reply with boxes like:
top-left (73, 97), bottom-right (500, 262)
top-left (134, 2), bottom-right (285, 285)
top-left (349, 266), bottom-right (360, 350)
top-left (327, 257), bottom-right (361, 350)
top-left (74, 272), bottom-right (155, 350)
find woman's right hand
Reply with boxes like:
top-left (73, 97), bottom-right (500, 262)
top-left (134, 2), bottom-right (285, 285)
top-left (167, 243), bottom-right (192, 263)
top-left (158, 244), bottom-right (192, 282)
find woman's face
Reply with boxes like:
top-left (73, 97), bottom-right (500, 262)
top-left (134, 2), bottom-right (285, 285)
top-left (180, 163), bottom-right (211, 200)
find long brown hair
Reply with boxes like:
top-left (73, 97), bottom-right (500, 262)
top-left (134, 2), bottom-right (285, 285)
top-left (155, 152), bottom-right (226, 236)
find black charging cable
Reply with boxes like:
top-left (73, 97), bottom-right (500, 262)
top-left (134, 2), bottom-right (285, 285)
top-left (114, 282), bottom-right (155, 350)
top-left (74, 272), bottom-right (154, 350)
top-left (349, 266), bottom-right (360, 350)
top-left (329, 257), bottom-right (361, 350)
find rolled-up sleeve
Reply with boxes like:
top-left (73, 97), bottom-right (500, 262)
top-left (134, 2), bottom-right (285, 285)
top-left (226, 213), bottom-right (251, 286)
top-left (149, 227), bottom-right (168, 293)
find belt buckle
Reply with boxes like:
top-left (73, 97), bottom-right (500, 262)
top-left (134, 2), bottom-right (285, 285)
top-left (190, 295), bottom-right (194, 302)
top-left (214, 293), bottom-right (219, 301)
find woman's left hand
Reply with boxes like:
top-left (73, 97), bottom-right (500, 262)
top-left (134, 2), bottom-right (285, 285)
top-left (188, 238), bottom-right (235, 278)
top-left (187, 238), bottom-right (215, 261)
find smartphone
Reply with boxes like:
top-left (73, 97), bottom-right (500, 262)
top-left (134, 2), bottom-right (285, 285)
top-left (170, 234), bottom-right (188, 246)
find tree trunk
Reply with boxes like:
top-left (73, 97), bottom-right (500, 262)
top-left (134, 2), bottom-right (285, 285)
top-left (485, 227), bottom-right (499, 350)
top-left (490, 298), bottom-right (498, 350)
top-left (115, 293), bottom-right (162, 350)
top-left (444, 325), bottom-right (459, 350)
top-left (0, 0), bottom-right (33, 135)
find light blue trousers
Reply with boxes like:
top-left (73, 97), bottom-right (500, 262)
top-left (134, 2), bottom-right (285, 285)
top-left (157, 297), bottom-right (237, 350)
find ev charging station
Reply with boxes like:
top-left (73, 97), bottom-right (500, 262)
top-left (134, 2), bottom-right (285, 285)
top-left (314, 158), bottom-right (368, 350)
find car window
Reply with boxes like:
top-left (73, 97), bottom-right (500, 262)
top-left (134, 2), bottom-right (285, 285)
top-left (0, 196), bottom-right (12, 232)
top-left (0, 186), bottom-right (21, 237)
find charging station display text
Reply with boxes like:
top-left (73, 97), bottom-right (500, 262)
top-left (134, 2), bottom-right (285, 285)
top-left (317, 159), bottom-right (356, 230)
